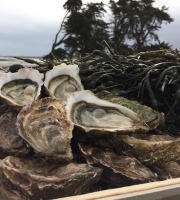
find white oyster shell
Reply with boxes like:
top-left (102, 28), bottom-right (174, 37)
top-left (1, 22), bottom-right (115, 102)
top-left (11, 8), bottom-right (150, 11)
top-left (66, 90), bottom-right (149, 134)
top-left (0, 68), bottom-right (44, 107)
top-left (44, 63), bottom-right (84, 101)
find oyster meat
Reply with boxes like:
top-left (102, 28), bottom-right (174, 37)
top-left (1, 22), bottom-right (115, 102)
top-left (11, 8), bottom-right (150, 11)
top-left (0, 156), bottom-right (102, 199)
top-left (17, 97), bottom-right (73, 162)
top-left (79, 144), bottom-right (157, 188)
top-left (44, 63), bottom-right (84, 101)
top-left (0, 68), bottom-right (43, 107)
top-left (66, 90), bottom-right (149, 135)
top-left (0, 104), bottom-right (29, 158)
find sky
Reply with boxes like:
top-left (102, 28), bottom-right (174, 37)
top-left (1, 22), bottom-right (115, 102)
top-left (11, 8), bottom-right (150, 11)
top-left (0, 0), bottom-right (180, 57)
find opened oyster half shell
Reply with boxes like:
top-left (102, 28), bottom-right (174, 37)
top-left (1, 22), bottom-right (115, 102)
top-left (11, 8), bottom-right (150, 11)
top-left (44, 63), bottom-right (84, 101)
top-left (17, 97), bottom-right (73, 162)
top-left (0, 68), bottom-right (44, 107)
top-left (66, 90), bottom-right (149, 134)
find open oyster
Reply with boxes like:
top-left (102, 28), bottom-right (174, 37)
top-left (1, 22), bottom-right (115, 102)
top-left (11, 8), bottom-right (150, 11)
top-left (0, 68), bottom-right (43, 107)
top-left (79, 144), bottom-right (157, 188)
top-left (17, 97), bottom-right (73, 162)
top-left (0, 156), bottom-right (102, 199)
top-left (44, 63), bottom-right (84, 101)
top-left (66, 90), bottom-right (149, 135)
top-left (0, 104), bottom-right (29, 158)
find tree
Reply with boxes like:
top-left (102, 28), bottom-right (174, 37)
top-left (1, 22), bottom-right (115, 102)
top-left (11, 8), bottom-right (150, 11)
top-left (128, 0), bottom-right (173, 51)
top-left (63, 0), bottom-right (82, 13)
top-left (109, 0), bottom-right (173, 52)
top-left (63, 2), bottom-right (109, 56)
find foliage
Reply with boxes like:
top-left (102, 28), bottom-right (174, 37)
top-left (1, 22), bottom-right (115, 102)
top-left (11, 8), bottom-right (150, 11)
top-left (47, 0), bottom-right (174, 58)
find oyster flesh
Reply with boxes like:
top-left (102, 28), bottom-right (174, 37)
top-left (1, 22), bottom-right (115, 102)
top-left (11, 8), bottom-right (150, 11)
top-left (0, 68), bottom-right (44, 107)
top-left (44, 63), bottom-right (84, 101)
top-left (66, 90), bottom-right (149, 135)
top-left (0, 156), bottom-right (102, 199)
top-left (17, 97), bottom-right (73, 162)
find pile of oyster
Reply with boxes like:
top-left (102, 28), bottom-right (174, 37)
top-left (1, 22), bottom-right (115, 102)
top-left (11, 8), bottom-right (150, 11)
top-left (0, 63), bottom-right (179, 200)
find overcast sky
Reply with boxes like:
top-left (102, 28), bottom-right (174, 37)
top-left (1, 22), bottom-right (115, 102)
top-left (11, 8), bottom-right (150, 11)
top-left (0, 0), bottom-right (180, 57)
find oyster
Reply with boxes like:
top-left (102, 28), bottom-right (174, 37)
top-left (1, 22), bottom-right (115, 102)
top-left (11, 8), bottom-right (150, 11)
top-left (17, 97), bottom-right (73, 162)
top-left (44, 63), bottom-right (84, 101)
top-left (0, 68), bottom-right (44, 107)
top-left (113, 134), bottom-right (180, 164)
top-left (0, 156), bottom-right (102, 199)
top-left (0, 104), bottom-right (29, 158)
top-left (79, 144), bottom-right (157, 188)
top-left (66, 90), bottom-right (149, 135)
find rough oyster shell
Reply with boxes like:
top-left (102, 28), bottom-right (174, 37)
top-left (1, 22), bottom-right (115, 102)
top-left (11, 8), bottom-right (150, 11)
top-left (79, 144), bottom-right (158, 188)
top-left (44, 63), bottom-right (84, 101)
top-left (0, 68), bottom-right (44, 107)
top-left (0, 156), bottom-right (102, 199)
top-left (0, 104), bottom-right (29, 158)
top-left (17, 97), bottom-right (73, 162)
top-left (113, 134), bottom-right (180, 164)
top-left (66, 90), bottom-right (149, 135)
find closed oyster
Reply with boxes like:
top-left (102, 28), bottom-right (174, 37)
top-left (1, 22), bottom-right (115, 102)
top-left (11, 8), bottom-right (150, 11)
top-left (0, 68), bottom-right (44, 107)
top-left (17, 97), bottom-right (73, 162)
top-left (0, 156), bottom-right (102, 199)
top-left (0, 104), bottom-right (29, 158)
top-left (113, 134), bottom-right (180, 164)
top-left (44, 63), bottom-right (84, 101)
top-left (79, 144), bottom-right (157, 188)
top-left (66, 90), bottom-right (149, 135)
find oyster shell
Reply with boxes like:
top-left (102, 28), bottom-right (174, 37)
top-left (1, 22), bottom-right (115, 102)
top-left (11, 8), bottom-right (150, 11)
top-left (113, 134), bottom-right (180, 164)
top-left (0, 156), bottom-right (102, 199)
top-left (44, 63), bottom-right (84, 101)
top-left (79, 144), bottom-right (157, 188)
top-left (17, 97), bottom-right (73, 162)
top-left (0, 68), bottom-right (44, 107)
top-left (0, 104), bottom-right (29, 158)
top-left (66, 90), bottom-right (149, 135)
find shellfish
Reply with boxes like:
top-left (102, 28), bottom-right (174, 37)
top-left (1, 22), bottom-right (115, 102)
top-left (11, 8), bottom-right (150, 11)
top-left (44, 63), bottom-right (84, 101)
top-left (0, 68), bottom-right (43, 107)
top-left (17, 97), bottom-right (73, 162)
top-left (66, 90), bottom-right (149, 135)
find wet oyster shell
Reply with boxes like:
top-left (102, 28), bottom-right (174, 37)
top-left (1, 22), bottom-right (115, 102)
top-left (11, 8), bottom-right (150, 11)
top-left (17, 97), bottom-right (73, 162)
top-left (44, 63), bottom-right (84, 101)
top-left (0, 68), bottom-right (44, 108)
top-left (79, 144), bottom-right (158, 188)
top-left (113, 134), bottom-right (180, 164)
top-left (102, 95), bottom-right (164, 129)
top-left (150, 161), bottom-right (180, 180)
top-left (0, 104), bottom-right (29, 158)
top-left (0, 156), bottom-right (102, 199)
top-left (66, 90), bottom-right (149, 135)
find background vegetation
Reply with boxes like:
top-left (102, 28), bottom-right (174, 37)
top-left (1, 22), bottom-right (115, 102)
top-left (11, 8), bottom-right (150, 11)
top-left (45, 0), bottom-right (173, 59)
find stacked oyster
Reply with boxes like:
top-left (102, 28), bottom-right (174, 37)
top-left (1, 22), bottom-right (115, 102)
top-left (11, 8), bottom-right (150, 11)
top-left (0, 63), bottom-right (178, 199)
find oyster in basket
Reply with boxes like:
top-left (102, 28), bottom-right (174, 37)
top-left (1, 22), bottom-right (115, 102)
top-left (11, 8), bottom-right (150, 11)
top-left (66, 90), bottom-right (149, 135)
top-left (0, 156), bottom-right (102, 199)
top-left (0, 68), bottom-right (43, 108)
top-left (17, 97), bottom-right (73, 162)
top-left (44, 63), bottom-right (84, 101)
